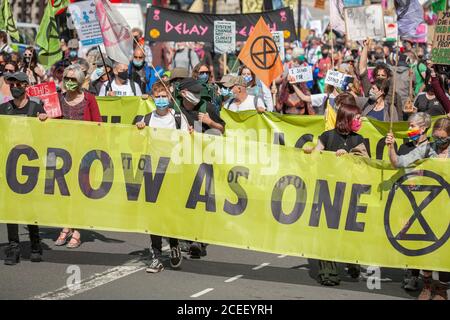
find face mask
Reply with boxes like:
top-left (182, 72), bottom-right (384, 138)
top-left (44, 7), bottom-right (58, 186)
top-left (243, 75), bottom-right (253, 83)
top-left (69, 50), bottom-right (77, 59)
top-left (64, 80), bottom-right (79, 91)
top-left (11, 87), bottom-right (25, 99)
top-left (154, 97), bottom-right (170, 110)
top-left (434, 137), bottom-right (450, 149)
top-left (285, 54), bottom-right (292, 62)
top-left (322, 52), bottom-right (329, 58)
top-left (117, 71), bottom-right (128, 81)
top-left (198, 73), bottom-right (209, 83)
top-left (220, 87), bottom-right (231, 97)
top-left (298, 55), bottom-right (305, 62)
top-left (132, 60), bottom-right (144, 68)
top-left (350, 119), bottom-right (362, 132)
top-left (369, 90), bottom-right (380, 101)
top-left (183, 91), bottom-right (201, 105)
top-left (407, 129), bottom-right (422, 141)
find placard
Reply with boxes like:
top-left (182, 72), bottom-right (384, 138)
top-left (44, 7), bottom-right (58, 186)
top-left (68, 0), bottom-right (104, 48)
top-left (344, 5), bottom-right (386, 41)
top-left (214, 21), bottom-right (236, 54)
top-left (324, 70), bottom-right (353, 90)
top-left (289, 66), bottom-right (313, 83)
top-left (432, 11), bottom-right (450, 65)
top-left (26, 82), bottom-right (62, 118)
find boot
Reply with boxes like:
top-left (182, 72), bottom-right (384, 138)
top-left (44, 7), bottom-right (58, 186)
top-left (4, 244), bottom-right (20, 266)
top-left (417, 276), bottom-right (432, 300)
top-left (432, 281), bottom-right (449, 300)
top-left (30, 241), bottom-right (43, 263)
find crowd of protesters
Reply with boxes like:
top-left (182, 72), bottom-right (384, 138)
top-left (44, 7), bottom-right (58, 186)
top-left (0, 25), bottom-right (449, 300)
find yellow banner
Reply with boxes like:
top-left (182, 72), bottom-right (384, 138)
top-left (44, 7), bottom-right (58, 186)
top-left (0, 116), bottom-right (449, 271)
top-left (98, 97), bottom-right (419, 161)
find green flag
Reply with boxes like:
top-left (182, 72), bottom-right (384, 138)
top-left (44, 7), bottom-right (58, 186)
top-left (1, 0), bottom-right (20, 41)
top-left (36, 1), bottom-right (63, 68)
top-left (432, 0), bottom-right (447, 12)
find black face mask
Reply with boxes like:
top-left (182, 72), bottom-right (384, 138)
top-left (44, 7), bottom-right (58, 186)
top-left (11, 87), bottom-right (25, 99)
top-left (322, 52), bottom-right (328, 58)
top-left (117, 71), bottom-right (128, 81)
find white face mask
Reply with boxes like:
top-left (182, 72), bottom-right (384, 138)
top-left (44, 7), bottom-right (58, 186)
top-left (183, 91), bottom-right (201, 105)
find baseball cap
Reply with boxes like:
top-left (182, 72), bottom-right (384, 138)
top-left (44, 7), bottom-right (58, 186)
top-left (95, 56), bottom-right (113, 68)
top-left (5, 72), bottom-right (29, 83)
top-left (178, 77), bottom-right (203, 94)
top-left (68, 39), bottom-right (79, 49)
top-left (222, 75), bottom-right (247, 88)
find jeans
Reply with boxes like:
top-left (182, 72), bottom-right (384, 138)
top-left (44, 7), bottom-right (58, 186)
top-left (149, 235), bottom-right (178, 259)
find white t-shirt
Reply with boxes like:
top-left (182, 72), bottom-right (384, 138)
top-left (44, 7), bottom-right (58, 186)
top-left (99, 80), bottom-right (142, 96)
top-left (225, 94), bottom-right (265, 112)
top-left (141, 109), bottom-right (189, 131)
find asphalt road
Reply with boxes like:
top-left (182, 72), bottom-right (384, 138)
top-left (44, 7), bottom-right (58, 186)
top-left (0, 224), bottom-right (433, 300)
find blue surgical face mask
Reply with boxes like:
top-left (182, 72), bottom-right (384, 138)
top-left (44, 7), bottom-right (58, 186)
top-left (220, 87), bottom-right (231, 97)
top-left (133, 59), bottom-right (144, 68)
top-left (198, 73), bottom-right (209, 83)
top-left (243, 75), bottom-right (253, 83)
top-left (154, 97), bottom-right (170, 110)
top-left (69, 50), bottom-right (78, 58)
top-left (285, 54), bottom-right (292, 62)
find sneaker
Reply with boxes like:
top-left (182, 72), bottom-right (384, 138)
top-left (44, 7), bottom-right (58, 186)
top-left (403, 276), bottom-right (419, 291)
top-left (347, 264), bottom-right (361, 279)
top-left (170, 246), bottom-right (182, 269)
top-left (30, 242), bottom-right (43, 263)
top-left (179, 241), bottom-right (190, 253)
top-left (146, 258), bottom-right (164, 273)
top-left (4, 245), bottom-right (20, 266)
top-left (189, 242), bottom-right (202, 259)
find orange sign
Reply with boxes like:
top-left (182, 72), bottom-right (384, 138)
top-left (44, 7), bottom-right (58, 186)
top-left (314, 0), bottom-right (325, 9)
top-left (237, 17), bottom-right (283, 88)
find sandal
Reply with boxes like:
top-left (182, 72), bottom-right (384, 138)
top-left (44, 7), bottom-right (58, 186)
top-left (67, 235), bottom-right (81, 249)
top-left (55, 229), bottom-right (73, 246)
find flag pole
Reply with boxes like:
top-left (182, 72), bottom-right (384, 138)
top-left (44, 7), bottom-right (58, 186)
top-left (223, 53), bottom-right (227, 75)
top-left (98, 45), bottom-right (112, 90)
top-left (389, 35), bottom-right (400, 132)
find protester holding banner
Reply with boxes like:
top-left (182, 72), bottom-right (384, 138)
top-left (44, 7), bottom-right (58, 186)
top-left (0, 71), bottom-right (46, 265)
top-left (223, 75), bottom-right (266, 113)
top-left (305, 102), bottom-right (367, 285)
top-left (39, 64), bottom-right (101, 249)
top-left (99, 62), bottom-right (142, 97)
top-left (135, 81), bottom-right (189, 273)
top-left (175, 77), bottom-right (225, 135)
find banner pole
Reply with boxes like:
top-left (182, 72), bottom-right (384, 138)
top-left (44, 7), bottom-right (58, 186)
top-left (272, 80), bottom-right (276, 107)
top-left (223, 53), bottom-right (227, 75)
top-left (98, 45), bottom-right (112, 90)
top-left (330, 29), bottom-right (335, 70)
top-left (389, 35), bottom-right (400, 132)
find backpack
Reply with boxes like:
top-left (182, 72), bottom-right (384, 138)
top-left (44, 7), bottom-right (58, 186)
top-left (138, 110), bottom-right (182, 130)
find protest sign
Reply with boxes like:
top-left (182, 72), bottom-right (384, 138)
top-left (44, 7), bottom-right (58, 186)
top-left (385, 22), bottom-right (398, 42)
top-left (145, 6), bottom-right (297, 42)
top-left (214, 21), bottom-right (236, 54)
top-left (26, 82), bottom-right (61, 118)
top-left (344, 0), bottom-right (364, 6)
top-left (271, 31), bottom-right (285, 61)
top-left (288, 66), bottom-right (313, 83)
top-left (344, 5), bottom-right (385, 41)
top-left (324, 70), bottom-right (353, 90)
top-left (68, 0), bottom-right (103, 48)
top-left (1, 116), bottom-right (449, 272)
top-left (431, 11), bottom-right (450, 65)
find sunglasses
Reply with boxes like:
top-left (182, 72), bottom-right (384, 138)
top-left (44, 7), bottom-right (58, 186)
top-left (134, 55), bottom-right (144, 59)
top-left (64, 77), bottom-right (77, 82)
top-left (199, 71), bottom-right (210, 75)
top-left (8, 82), bottom-right (26, 88)
top-left (4, 69), bottom-right (15, 73)
top-left (24, 54), bottom-right (32, 58)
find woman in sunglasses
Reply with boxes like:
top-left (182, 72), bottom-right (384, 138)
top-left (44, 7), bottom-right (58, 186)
top-left (19, 47), bottom-right (47, 85)
top-left (0, 61), bottom-right (18, 103)
top-left (39, 64), bottom-right (102, 249)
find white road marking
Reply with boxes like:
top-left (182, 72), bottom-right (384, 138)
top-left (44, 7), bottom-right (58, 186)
top-left (224, 275), bottom-right (243, 283)
top-left (190, 288), bottom-right (214, 298)
top-left (31, 245), bottom-right (170, 300)
top-left (252, 262), bottom-right (270, 270)
top-left (277, 254), bottom-right (287, 258)
top-left (31, 259), bottom-right (145, 300)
